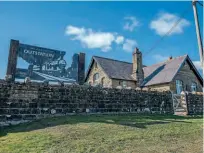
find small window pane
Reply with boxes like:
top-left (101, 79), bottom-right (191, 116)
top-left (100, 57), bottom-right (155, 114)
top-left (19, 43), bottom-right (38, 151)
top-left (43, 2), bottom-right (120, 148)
top-left (93, 73), bottom-right (99, 83)
top-left (122, 81), bottom-right (127, 88)
top-left (176, 80), bottom-right (183, 94)
top-left (191, 82), bottom-right (197, 92)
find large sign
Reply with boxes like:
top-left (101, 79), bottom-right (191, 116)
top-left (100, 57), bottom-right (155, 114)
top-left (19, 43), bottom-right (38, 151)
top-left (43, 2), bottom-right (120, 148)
top-left (6, 39), bottom-right (85, 84)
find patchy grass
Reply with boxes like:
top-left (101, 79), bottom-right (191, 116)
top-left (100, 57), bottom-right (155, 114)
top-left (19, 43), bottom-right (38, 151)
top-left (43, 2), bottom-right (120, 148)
top-left (0, 114), bottom-right (203, 153)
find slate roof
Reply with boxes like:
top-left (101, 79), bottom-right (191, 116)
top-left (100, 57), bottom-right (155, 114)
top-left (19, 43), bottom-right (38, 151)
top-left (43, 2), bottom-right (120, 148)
top-left (85, 55), bottom-right (202, 87)
top-left (142, 55), bottom-right (187, 86)
top-left (92, 56), bottom-right (134, 81)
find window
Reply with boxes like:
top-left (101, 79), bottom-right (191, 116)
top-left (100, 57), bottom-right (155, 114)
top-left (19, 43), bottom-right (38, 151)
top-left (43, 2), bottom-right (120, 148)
top-left (119, 81), bottom-right (127, 88)
top-left (191, 82), bottom-right (197, 92)
top-left (93, 73), bottom-right (99, 83)
top-left (176, 80), bottom-right (183, 94)
top-left (122, 81), bottom-right (127, 88)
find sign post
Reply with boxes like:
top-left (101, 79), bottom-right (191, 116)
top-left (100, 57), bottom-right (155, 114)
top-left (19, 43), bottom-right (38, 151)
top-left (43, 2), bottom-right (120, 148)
top-left (6, 39), bottom-right (85, 84)
top-left (6, 39), bottom-right (19, 82)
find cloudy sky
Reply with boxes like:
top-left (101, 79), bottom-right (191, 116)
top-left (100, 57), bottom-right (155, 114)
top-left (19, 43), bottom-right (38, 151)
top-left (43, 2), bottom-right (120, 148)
top-left (0, 1), bottom-right (203, 78)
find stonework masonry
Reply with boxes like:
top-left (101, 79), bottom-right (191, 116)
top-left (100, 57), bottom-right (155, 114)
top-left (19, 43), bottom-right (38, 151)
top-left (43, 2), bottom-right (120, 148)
top-left (0, 82), bottom-right (202, 126)
top-left (112, 79), bottom-right (136, 89)
top-left (144, 83), bottom-right (171, 91)
top-left (186, 93), bottom-right (203, 115)
top-left (0, 82), bottom-right (174, 126)
top-left (87, 62), bottom-right (112, 87)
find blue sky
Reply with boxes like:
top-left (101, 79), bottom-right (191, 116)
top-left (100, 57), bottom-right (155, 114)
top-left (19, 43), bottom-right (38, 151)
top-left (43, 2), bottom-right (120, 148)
top-left (0, 1), bottom-right (203, 79)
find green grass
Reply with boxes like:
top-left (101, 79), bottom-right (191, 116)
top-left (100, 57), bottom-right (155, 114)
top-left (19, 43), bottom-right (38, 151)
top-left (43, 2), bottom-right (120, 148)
top-left (0, 114), bottom-right (203, 153)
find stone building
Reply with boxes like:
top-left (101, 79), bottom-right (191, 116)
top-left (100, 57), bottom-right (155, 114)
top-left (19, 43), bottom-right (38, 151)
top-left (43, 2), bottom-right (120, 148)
top-left (85, 48), bottom-right (203, 94)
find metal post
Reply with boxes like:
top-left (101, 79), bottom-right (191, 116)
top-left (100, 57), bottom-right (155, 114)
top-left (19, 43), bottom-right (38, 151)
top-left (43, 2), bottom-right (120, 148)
top-left (192, 0), bottom-right (203, 68)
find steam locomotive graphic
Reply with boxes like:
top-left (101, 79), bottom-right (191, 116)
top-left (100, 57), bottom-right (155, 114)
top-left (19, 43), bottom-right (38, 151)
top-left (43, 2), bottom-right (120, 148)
top-left (14, 42), bottom-right (83, 83)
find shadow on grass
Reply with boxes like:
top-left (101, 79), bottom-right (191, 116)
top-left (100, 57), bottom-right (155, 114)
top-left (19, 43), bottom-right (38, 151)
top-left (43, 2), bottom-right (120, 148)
top-left (0, 114), bottom-right (202, 137)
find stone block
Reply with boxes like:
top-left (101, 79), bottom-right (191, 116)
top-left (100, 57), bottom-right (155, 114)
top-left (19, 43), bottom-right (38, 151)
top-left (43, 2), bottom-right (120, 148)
top-left (9, 102), bottom-right (20, 108)
top-left (31, 109), bottom-right (40, 114)
top-left (41, 108), bottom-right (50, 114)
top-left (0, 109), bottom-right (9, 115)
top-left (10, 109), bottom-right (19, 114)
top-left (23, 115), bottom-right (36, 120)
top-left (0, 115), bottom-right (6, 121)
top-left (29, 103), bottom-right (38, 108)
top-left (7, 115), bottom-right (22, 121)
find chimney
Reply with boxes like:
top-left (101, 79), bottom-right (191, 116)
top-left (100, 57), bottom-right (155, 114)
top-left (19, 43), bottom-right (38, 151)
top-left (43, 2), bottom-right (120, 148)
top-left (132, 48), bottom-right (144, 87)
top-left (168, 56), bottom-right (173, 61)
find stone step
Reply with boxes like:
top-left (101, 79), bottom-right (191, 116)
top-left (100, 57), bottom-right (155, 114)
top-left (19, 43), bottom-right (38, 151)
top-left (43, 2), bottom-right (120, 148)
top-left (175, 108), bottom-right (186, 112)
top-left (174, 111), bottom-right (187, 116)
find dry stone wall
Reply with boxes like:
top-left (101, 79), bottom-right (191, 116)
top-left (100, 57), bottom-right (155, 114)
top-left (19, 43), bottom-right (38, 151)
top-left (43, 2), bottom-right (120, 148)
top-left (0, 82), bottom-right (174, 126)
top-left (186, 93), bottom-right (203, 115)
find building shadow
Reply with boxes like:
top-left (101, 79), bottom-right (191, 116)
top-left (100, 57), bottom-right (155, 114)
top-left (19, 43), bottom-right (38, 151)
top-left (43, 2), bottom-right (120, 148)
top-left (0, 114), bottom-right (202, 137)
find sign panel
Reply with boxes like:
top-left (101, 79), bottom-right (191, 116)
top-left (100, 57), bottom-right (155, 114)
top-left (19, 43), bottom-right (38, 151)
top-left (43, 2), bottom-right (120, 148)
top-left (7, 40), bottom-right (85, 84)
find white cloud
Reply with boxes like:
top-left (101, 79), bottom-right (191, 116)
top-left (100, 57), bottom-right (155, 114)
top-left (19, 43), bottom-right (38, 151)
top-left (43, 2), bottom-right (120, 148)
top-left (150, 12), bottom-right (190, 36)
top-left (65, 25), bottom-right (138, 52)
top-left (123, 39), bottom-right (137, 52)
top-left (123, 16), bottom-right (139, 32)
top-left (65, 26), bottom-right (85, 35)
top-left (115, 36), bottom-right (124, 44)
top-left (153, 54), bottom-right (168, 62)
top-left (65, 25), bottom-right (116, 52)
top-left (193, 61), bottom-right (202, 70)
top-left (80, 32), bottom-right (115, 51)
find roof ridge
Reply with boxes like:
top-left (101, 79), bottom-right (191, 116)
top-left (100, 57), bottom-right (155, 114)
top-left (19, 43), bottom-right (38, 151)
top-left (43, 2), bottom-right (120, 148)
top-left (93, 56), bottom-right (132, 64)
top-left (143, 54), bottom-right (188, 68)
top-left (93, 54), bottom-right (188, 68)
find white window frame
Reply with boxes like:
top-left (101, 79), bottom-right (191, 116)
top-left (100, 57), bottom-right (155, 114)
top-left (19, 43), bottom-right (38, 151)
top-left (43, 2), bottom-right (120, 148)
top-left (176, 80), bottom-right (183, 94)
top-left (191, 82), bottom-right (197, 92)
top-left (122, 81), bottom-right (127, 88)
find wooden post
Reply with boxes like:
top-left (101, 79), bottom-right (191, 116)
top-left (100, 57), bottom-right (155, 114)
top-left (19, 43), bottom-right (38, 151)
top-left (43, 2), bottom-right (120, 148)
top-left (6, 39), bottom-right (19, 82)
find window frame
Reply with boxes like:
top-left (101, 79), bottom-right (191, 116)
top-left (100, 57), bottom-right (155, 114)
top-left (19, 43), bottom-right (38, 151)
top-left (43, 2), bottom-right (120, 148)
top-left (176, 80), bottom-right (183, 94)
top-left (93, 73), bottom-right (99, 83)
top-left (191, 82), bottom-right (197, 92)
top-left (122, 81), bottom-right (127, 88)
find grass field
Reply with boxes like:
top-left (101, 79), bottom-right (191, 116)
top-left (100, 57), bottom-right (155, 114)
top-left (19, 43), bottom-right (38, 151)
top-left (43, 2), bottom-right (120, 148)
top-left (0, 114), bottom-right (203, 153)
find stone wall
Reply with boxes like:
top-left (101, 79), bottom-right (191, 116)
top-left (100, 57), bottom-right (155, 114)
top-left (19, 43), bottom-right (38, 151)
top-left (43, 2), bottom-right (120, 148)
top-left (186, 93), bottom-right (203, 115)
top-left (0, 82), bottom-right (173, 126)
top-left (146, 83), bottom-right (171, 92)
top-left (112, 79), bottom-right (136, 89)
